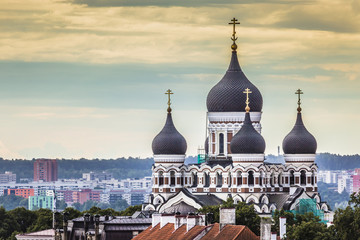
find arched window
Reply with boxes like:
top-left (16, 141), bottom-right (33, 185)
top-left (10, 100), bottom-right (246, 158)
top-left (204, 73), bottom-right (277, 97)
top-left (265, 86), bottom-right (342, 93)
top-left (270, 173), bottom-right (274, 187)
top-left (300, 170), bottom-right (306, 186)
top-left (290, 170), bottom-right (295, 185)
top-left (180, 172), bottom-right (184, 186)
top-left (204, 172), bottom-right (210, 187)
top-left (219, 133), bottom-right (224, 155)
top-left (278, 173), bottom-right (282, 187)
top-left (248, 171), bottom-right (254, 186)
top-left (228, 173), bottom-right (232, 187)
top-left (192, 172), bottom-right (198, 187)
top-left (237, 172), bottom-right (242, 186)
top-left (311, 171), bottom-right (315, 185)
top-left (216, 172), bottom-right (223, 187)
top-left (259, 172), bottom-right (263, 186)
top-left (170, 171), bottom-right (176, 186)
top-left (159, 171), bottom-right (164, 186)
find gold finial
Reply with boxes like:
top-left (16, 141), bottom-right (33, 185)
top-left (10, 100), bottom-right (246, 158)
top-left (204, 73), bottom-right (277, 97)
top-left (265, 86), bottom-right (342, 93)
top-left (165, 89), bottom-right (173, 113)
top-left (243, 88), bottom-right (252, 112)
top-left (228, 17), bottom-right (240, 51)
top-left (295, 89), bottom-right (303, 113)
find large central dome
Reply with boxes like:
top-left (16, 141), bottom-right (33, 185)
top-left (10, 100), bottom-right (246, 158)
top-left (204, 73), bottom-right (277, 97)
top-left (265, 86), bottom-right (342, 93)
top-left (206, 51), bottom-right (263, 112)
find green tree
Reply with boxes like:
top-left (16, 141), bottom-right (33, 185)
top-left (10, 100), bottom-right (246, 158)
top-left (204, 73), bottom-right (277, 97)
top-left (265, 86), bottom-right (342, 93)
top-left (199, 205), bottom-right (220, 223)
top-left (27, 208), bottom-right (53, 232)
top-left (0, 206), bottom-right (20, 240)
top-left (234, 201), bottom-right (260, 235)
top-left (64, 207), bottom-right (82, 220)
top-left (333, 192), bottom-right (360, 240)
top-left (56, 200), bottom-right (67, 210)
top-left (0, 195), bottom-right (28, 210)
top-left (8, 207), bottom-right (37, 233)
top-left (199, 197), bottom-right (260, 235)
top-left (285, 212), bottom-right (336, 240)
top-left (119, 205), bottom-right (142, 216)
top-left (111, 199), bottom-right (129, 212)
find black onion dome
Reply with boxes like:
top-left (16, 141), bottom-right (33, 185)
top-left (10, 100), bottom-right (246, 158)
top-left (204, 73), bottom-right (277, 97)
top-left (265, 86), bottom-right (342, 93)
top-left (282, 112), bottom-right (317, 154)
top-left (230, 112), bottom-right (265, 154)
top-left (206, 51), bottom-right (263, 112)
top-left (152, 113), bottom-right (187, 155)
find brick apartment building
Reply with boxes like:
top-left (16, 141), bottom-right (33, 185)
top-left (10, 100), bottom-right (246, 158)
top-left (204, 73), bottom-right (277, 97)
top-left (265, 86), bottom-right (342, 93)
top-left (3, 188), bottom-right (34, 198)
top-left (72, 189), bottom-right (101, 204)
top-left (34, 159), bottom-right (58, 182)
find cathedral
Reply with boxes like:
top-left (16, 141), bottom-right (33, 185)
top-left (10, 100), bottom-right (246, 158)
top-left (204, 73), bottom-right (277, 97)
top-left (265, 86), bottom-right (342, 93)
top-left (143, 19), bottom-right (330, 215)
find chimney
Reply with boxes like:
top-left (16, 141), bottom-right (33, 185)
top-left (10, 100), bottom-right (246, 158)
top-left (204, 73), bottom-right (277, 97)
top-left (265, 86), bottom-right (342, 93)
top-left (219, 208), bottom-right (236, 230)
top-left (279, 217), bottom-right (286, 239)
top-left (152, 213), bottom-right (161, 228)
top-left (160, 214), bottom-right (175, 228)
top-left (271, 233), bottom-right (277, 240)
top-left (187, 215), bottom-right (201, 231)
top-left (175, 215), bottom-right (187, 230)
top-left (260, 217), bottom-right (272, 240)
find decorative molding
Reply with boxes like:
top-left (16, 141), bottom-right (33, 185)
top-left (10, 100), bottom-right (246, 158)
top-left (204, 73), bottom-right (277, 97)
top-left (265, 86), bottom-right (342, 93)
top-left (284, 154), bottom-right (316, 162)
top-left (232, 154), bottom-right (265, 162)
top-left (154, 154), bottom-right (186, 163)
top-left (208, 112), bottom-right (262, 122)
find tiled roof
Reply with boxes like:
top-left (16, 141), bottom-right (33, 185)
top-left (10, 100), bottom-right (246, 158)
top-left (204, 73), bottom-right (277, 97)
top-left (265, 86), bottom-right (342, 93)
top-left (133, 223), bottom-right (259, 240)
top-left (16, 229), bottom-right (54, 237)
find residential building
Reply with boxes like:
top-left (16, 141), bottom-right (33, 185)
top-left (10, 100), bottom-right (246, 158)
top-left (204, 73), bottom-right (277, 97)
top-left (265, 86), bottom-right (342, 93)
top-left (0, 171), bottom-right (16, 183)
top-left (34, 159), bottom-right (58, 182)
top-left (3, 188), bottom-right (34, 198)
top-left (28, 195), bottom-right (54, 210)
top-left (82, 171), bottom-right (113, 181)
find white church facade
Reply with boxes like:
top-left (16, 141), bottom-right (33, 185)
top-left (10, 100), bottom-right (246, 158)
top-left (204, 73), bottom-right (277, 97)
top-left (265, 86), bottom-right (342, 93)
top-left (143, 19), bottom-right (330, 215)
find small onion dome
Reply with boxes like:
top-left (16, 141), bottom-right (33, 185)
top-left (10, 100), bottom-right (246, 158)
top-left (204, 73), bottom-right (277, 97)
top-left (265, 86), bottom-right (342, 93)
top-left (206, 51), bottom-right (263, 112)
top-left (230, 112), bottom-right (266, 154)
top-left (152, 113), bottom-right (187, 155)
top-left (282, 112), bottom-right (317, 154)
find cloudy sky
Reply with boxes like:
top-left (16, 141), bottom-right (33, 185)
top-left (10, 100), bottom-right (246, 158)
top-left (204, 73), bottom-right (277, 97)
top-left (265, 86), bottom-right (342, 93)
top-left (0, 0), bottom-right (359, 159)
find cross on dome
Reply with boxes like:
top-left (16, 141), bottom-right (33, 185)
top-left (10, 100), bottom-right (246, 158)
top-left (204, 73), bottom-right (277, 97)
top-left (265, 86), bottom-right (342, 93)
top-left (228, 18), bottom-right (240, 51)
top-left (295, 89), bottom-right (303, 112)
top-left (243, 88), bottom-right (252, 112)
top-left (165, 89), bottom-right (173, 113)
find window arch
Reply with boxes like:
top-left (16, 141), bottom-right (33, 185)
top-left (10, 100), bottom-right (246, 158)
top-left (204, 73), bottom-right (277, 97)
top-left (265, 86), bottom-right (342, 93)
top-left (228, 173), bottom-right (232, 187)
top-left (216, 172), bottom-right (223, 187)
top-left (300, 170), bottom-right (306, 186)
top-left (290, 170), bottom-right (295, 185)
top-left (311, 170), bottom-right (315, 185)
top-left (191, 172), bottom-right (198, 187)
top-left (159, 171), bottom-right (164, 186)
top-left (237, 172), bottom-right (242, 186)
top-left (248, 171), bottom-right (254, 186)
top-left (204, 172), bottom-right (210, 187)
top-left (170, 171), bottom-right (176, 186)
top-left (219, 133), bottom-right (224, 155)
top-left (270, 173), bottom-right (274, 187)
top-left (278, 173), bottom-right (282, 187)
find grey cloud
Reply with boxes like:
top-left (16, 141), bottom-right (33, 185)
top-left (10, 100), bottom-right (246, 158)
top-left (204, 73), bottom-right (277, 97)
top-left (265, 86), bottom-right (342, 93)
top-left (70, 0), bottom-right (307, 8)
top-left (273, 9), bottom-right (360, 33)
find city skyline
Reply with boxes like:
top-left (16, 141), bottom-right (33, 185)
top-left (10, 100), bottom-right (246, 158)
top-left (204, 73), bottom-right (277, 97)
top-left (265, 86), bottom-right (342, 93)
top-left (0, 0), bottom-right (359, 159)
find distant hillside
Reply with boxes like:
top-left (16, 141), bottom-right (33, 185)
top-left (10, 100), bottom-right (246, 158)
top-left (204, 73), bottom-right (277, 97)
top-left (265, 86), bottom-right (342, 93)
top-left (0, 153), bottom-right (359, 182)
top-left (265, 153), bottom-right (360, 171)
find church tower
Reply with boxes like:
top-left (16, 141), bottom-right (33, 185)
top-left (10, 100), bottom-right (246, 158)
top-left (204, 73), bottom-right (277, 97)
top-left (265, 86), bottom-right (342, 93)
top-left (205, 18), bottom-right (263, 161)
top-left (282, 89), bottom-right (318, 191)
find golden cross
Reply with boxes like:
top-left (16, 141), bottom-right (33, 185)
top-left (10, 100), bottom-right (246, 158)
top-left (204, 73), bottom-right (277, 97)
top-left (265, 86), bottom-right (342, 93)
top-left (228, 18), bottom-right (240, 50)
top-left (165, 89), bottom-right (173, 113)
top-left (243, 88), bottom-right (252, 112)
top-left (295, 89), bottom-right (303, 112)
